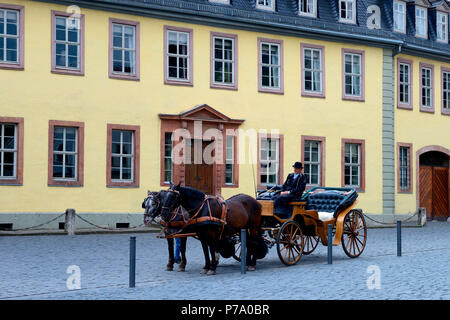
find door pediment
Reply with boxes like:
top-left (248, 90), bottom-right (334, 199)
top-left (159, 104), bottom-right (245, 125)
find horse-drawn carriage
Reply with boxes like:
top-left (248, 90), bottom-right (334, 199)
top-left (256, 185), bottom-right (367, 265)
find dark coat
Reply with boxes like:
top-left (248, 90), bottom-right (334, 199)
top-left (281, 173), bottom-right (307, 198)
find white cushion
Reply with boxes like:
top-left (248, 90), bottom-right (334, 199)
top-left (318, 211), bottom-right (334, 221)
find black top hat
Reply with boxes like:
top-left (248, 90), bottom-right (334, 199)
top-left (293, 162), bottom-right (303, 169)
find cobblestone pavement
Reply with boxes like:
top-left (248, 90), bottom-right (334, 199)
top-left (1, 222), bottom-right (450, 300)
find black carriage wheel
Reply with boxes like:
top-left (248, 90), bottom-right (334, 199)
top-left (232, 240), bottom-right (241, 262)
top-left (276, 221), bottom-right (304, 266)
top-left (302, 235), bottom-right (320, 255)
top-left (341, 210), bottom-right (367, 258)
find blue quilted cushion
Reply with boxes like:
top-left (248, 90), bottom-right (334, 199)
top-left (305, 189), bottom-right (357, 217)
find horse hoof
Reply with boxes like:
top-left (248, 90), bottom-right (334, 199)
top-left (247, 266), bottom-right (256, 271)
top-left (200, 269), bottom-right (208, 274)
top-left (206, 270), bottom-right (217, 275)
top-left (178, 267), bottom-right (186, 272)
top-left (166, 266), bottom-right (174, 271)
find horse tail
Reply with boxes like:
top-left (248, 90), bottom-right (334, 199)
top-left (246, 197), bottom-right (262, 238)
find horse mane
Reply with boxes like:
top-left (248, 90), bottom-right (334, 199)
top-left (180, 186), bottom-right (205, 200)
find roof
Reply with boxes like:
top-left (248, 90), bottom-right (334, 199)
top-left (39, 0), bottom-right (450, 60)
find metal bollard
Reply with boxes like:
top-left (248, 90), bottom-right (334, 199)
top-left (397, 220), bottom-right (401, 257)
top-left (65, 209), bottom-right (76, 236)
top-left (129, 236), bottom-right (136, 288)
top-left (241, 229), bottom-right (246, 274)
top-left (327, 224), bottom-right (333, 264)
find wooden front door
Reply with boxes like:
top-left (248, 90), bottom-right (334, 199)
top-left (420, 166), bottom-right (449, 220)
top-left (184, 140), bottom-right (214, 195)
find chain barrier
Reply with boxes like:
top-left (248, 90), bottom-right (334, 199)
top-left (7, 213), bottom-right (66, 232)
top-left (76, 214), bottom-right (146, 231)
top-left (362, 211), bottom-right (419, 226)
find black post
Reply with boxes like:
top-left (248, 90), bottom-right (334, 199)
top-left (397, 220), bottom-right (402, 257)
top-left (327, 224), bottom-right (332, 264)
top-left (129, 236), bottom-right (136, 288)
top-left (241, 229), bottom-right (246, 274)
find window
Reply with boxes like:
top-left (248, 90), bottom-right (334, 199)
top-left (343, 49), bottom-right (365, 101)
top-left (258, 38), bottom-right (284, 94)
top-left (51, 11), bottom-right (85, 75)
top-left (342, 139), bottom-right (365, 191)
top-left (164, 132), bottom-right (173, 183)
top-left (393, 1), bottom-right (406, 33)
top-left (302, 44), bottom-right (324, 97)
top-left (304, 141), bottom-right (320, 185)
top-left (211, 32), bottom-right (237, 90)
top-left (109, 18), bottom-right (140, 81)
top-left (339, 0), bottom-right (356, 24)
top-left (256, 0), bottom-right (275, 11)
top-left (398, 144), bottom-right (412, 193)
top-left (225, 135), bottom-right (234, 185)
top-left (299, 0), bottom-right (316, 17)
top-left (0, 4), bottom-right (24, 70)
top-left (48, 121), bottom-right (84, 187)
top-left (442, 68), bottom-right (450, 115)
top-left (164, 26), bottom-right (193, 86)
top-left (107, 124), bottom-right (140, 187)
top-left (259, 137), bottom-right (279, 186)
top-left (437, 12), bottom-right (448, 43)
top-left (0, 117), bottom-right (23, 185)
top-left (420, 64), bottom-right (434, 112)
top-left (415, 7), bottom-right (427, 38)
top-left (398, 59), bottom-right (412, 109)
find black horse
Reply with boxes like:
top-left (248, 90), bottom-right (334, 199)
top-left (159, 183), bottom-right (265, 275)
top-left (142, 191), bottom-right (188, 272)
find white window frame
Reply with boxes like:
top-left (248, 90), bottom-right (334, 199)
top-left (437, 11), bottom-right (448, 43)
top-left (415, 6), bottom-right (428, 39)
top-left (52, 127), bottom-right (78, 181)
top-left (213, 36), bottom-right (235, 86)
top-left (0, 8), bottom-right (20, 64)
top-left (303, 47), bottom-right (323, 94)
top-left (260, 137), bottom-right (279, 186)
top-left (54, 15), bottom-right (80, 70)
top-left (344, 52), bottom-right (362, 97)
top-left (304, 140), bottom-right (321, 186)
top-left (256, 0), bottom-right (275, 12)
top-left (111, 130), bottom-right (134, 182)
top-left (0, 123), bottom-right (17, 179)
top-left (167, 30), bottom-right (190, 82)
top-left (164, 132), bottom-right (173, 184)
top-left (399, 62), bottom-right (411, 105)
top-left (111, 23), bottom-right (136, 75)
top-left (399, 146), bottom-right (410, 191)
top-left (299, 0), bottom-right (317, 17)
top-left (393, 0), bottom-right (406, 33)
top-left (443, 71), bottom-right (450, 110)
top-left (260, 42), bottom-right (281, 89)
top-left (344, 143), bottom-right (361, 188)
top-left (339, 0), bottom-right (356, 24)
top-left (421, 67), bottom-right (432, 108)
top-left (225, 135), bottom-right (234, 185)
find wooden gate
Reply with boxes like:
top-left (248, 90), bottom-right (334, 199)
top-left (185, 140), bottom-right (214, 195)
top-left (420, 165), bottom-right (449, 220)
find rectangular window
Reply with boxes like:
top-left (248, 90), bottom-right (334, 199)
top-left (52, 127), bottom-right (77, 180)
top-left (339, 0), bottom-right (356, 23)
top-left (398, 62), bottom-right (411, 106)
top-left (415, 7), bottom-right (427, 38)
top-left (420, 65), bottom-right (433, 111)
top-left (225, 135), bottom-right (234, 185)
top-left (164, 26), bottom-right (193, 86)
top-left (164, 132), bottom-right (173, 183)
top-left (256, 0), bottom-right (275, 11)
top-left (0, 123), bottom-right (17, 179)
top-left (0, 4), bottom-right (23, 70)
top-left (304, 140), bottom-right (320, 186)
top-left (437, 12), bottom-right (448, 43)
top-left (299, 0), bottom-right (316, 17)
top-left (258, 38), bottom-right (283, 94)
top-left (260, 137), bottom-right (279, 186)
top-left (302, 46), bottom-right (323, 96)
top-left (342, 139), bottom-right (365, 191)
top-left (399, 146), bottom-right (411, 192)
top-left (343, 49), bottom-right (365, 101)
top-left (442, 68), bottom-right (450, 115)
top-left (212, 34), bottom-right (236, 88)
top-left (393, 1), bottom-right (406, 33)
top-left (107, 124), bottom-right (140, 188)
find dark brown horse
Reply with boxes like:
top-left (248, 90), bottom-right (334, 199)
top-left (159, 183), bottom-right (263, 275)
top-left (143, 191), bottom-right (188, 271)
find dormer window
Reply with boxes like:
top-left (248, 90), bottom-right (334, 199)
top-left (415, 6), bottom-right (428, 38)
top-left (299, 0), bottom-right (316, 17)
top-left (256, 0), bottom-right (275, 12)
top-left (339, 0), bottom-right (356, 24)
top-left (393, 0), bottom-right (406, 33)
top-left (437, 12), bottom-right (448, 43)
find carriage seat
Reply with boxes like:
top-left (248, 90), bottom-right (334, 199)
top-left (305, 189), bottom-right (357, 220)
